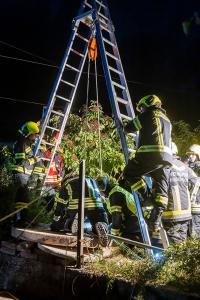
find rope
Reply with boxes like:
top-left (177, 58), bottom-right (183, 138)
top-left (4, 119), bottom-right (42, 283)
top-left (94, 59), bottom-right (103, 175)
top-left (0, 184), bottom-right (55, 223)
top-left (83, 57), bottom-right (91, 160)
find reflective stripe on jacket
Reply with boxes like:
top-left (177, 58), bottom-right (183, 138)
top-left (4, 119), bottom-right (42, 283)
top-left (60, 176), bottom-right (104, 211)
top-left (108, 185), bottom-right (137, 217)
top-left (190, 178), bottom-right (200, 214)
top-left (12, 132), bottom-right (36, 175)
top-left (124, 107), bottom-right (173, 164)
top-left (161, 159), bottom-right (196, 222)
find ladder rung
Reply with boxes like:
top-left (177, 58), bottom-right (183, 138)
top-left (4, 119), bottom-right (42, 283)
top-left (76, 33), bottom-right (89, 43)
top-left (127, 132), bottom-right (137, 138)
top-left (51, 110), bottom-right (64, 117)
top-left (46, 125), bottom-right (60, 132)
top-left (56, 94), bottom-right (71, 102)
top-left (71, 48), bottom-right (84, 57)
top-left (43, 141), bottom-right (56, 147)
top-left (120, 114), bottom-right (132, 121)
top-left (84, 1), bottom-right (92, 8)
top-left (128, 148), bottom-right (136, 153)
top-left (116, 97), bottom-right (128, 105)
top-left (105, 51), bottom-right (119, 61)
top-left (40, 157), bottom-right (51, 162)
top-left (108, 66), bottom-right (122, 75)
top-left (98, 11), bottom-right (109, 21)
top-left (96, 0), bottom-right (106, 8)
top-left (80, 16), bottom-right (93, 26)
top-left (112, 81), bottom-right (126, 90)
top-left (100, 23), bottom-right (112, 33)
top-left (66, 64), bottom-right (80, 72)
top-left (60, 80), bottom-right (75, 88)
top-left (103, 37), bottom-right (116, 48)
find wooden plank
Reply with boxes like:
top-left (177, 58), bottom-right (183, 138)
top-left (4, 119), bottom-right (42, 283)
top-left (11, 227), bottom-right (98, 249)
top-left (38, 243), bottom-right (112, 262)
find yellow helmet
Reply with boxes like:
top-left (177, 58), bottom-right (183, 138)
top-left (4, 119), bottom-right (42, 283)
top-left (20, 121), bottom-right (39, 137)
top-left (187, 144), bottom-right (200, 160)
top-left (136, 95), bottom-right (162, 112)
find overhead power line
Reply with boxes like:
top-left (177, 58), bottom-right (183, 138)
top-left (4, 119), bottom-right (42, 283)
top-left (0, 52), bottom-right (200, 95)
top-left (0, 96), bottom-right (45, 106)
top-left (0, 54), bottom-right (58, 69)
top-left (0, 40), bottom-right (53, 63)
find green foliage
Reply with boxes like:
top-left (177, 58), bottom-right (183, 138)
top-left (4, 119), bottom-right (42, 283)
top-left (155, 239), bottom-right (200, 293)
top-left (172, 120), bottom-right (198, 157)
top-left (0, 146), bottom-right (14, 191)
top-left (60, 101), bottom-right (127, 178)
top-left (86, 239), bottom-right (200, 295)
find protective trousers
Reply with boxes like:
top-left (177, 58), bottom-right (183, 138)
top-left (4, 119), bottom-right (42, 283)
top-left (163, 220), bottom-right (190, 244)
top-left (191, 215), bottom-right (200, 239)
top-left (123, 156), bottom-right (169, 204)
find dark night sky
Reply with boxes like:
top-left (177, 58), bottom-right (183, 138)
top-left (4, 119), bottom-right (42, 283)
top-left (0, 0), bottom-right (200, 142)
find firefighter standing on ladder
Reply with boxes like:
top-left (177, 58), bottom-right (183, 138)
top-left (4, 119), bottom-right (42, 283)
top-left (121, 95), bottom-right (173, 232)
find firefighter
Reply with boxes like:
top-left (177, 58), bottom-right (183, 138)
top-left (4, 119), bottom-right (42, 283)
top-left (184, 144), bottom-right (200, 174)
top-left (121, 95), bottom-right (173, 210)
top-left (41, 141), bottom-right (65, 212)
top-left (149, 142), bottom-right (198, 244)
top-left (50, 176), bottom-right (109, 247)
top-left (183, 144), bottom-right (200, 239)
top-left (31, 131), bottom-right (65, 212)
top-left (11, 121), bottom-right (39, 225)
top-left (97, 176), bottom-right (141, 241)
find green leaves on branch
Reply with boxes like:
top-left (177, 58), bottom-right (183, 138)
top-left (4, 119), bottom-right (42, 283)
top-left (60, 101), bottom-right (126, 178)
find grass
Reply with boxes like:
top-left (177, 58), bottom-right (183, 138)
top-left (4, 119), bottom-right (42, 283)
top-left (84, 239), bottom-right (200, 296)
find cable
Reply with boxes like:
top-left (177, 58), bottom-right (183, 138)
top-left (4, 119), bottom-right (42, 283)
top-left (0, 96), bottom-right (45, 106)
top-left (0, 53), bottom-right (200, 95)
top-left (0, 40), bottom-right (53, 63)
top-left (0, 53), bottom-right (58, 69)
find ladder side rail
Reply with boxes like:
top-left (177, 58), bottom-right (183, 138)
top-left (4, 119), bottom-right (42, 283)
top-left (133, 191), bottom-right (153, 255)
top-left (95, 0), bottom-right (136, 119)
top-left (93, 6), bottom-right (153, 250)
top-left (43, 18), bottom-right (93, 182)
top-left (33, 19), bottom-right (80, 157)
top-left (55, 23), bottom-right (93, 147)
top-left (94, 16), bottom-right (130, 162)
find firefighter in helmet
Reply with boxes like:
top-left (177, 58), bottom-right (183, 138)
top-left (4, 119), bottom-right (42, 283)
top-left (183, 144), bottom-right (200, 239)
top-left (51, 176), bottom-right (109, 247)
top-left (97, 176), bottom-right (141, 241)
top-left (11, 121), bottom-right (40, 225)
top-left (184, 144), bottom-right (200, 175)
top-left (121, 95), bottom-right (173, 214)
top-left (149, 142), bottom-right (198, 244)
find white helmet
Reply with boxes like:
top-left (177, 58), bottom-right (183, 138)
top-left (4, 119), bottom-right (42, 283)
top-left (187, 144), bottom-right (200, 160)
top-left (171, 142), bottom-right (178, 156)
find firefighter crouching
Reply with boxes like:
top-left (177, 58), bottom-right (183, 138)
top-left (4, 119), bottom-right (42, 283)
top-left (11, 121), bottom-right (40, 225)
top-left (183, 144), bottom-right (200, 238)
top-left (149, 143), bottom-right (198, 244)
top-left (51, 176), bottom-right (109, 247)
top-left (97, 176), bottom-right (141, 241)
top-left (121, 95), bottom-right (173, 210)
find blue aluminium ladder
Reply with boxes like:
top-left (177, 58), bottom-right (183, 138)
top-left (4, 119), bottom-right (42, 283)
top-left (33, 0), bottom-right (153, 254)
